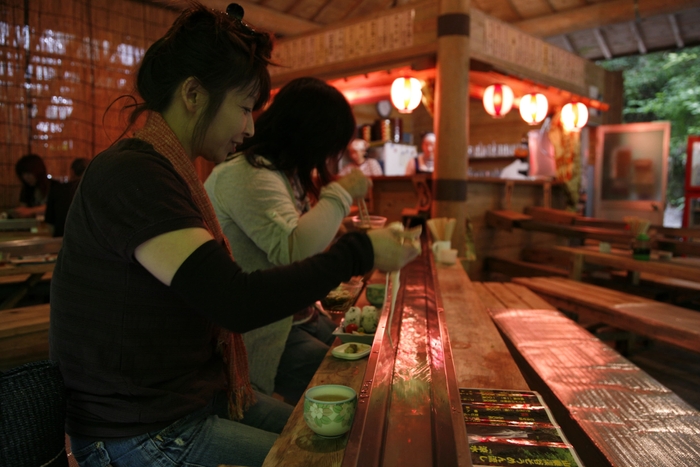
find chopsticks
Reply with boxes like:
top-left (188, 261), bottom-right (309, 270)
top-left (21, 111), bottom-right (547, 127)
top-left (358, 198), bottom-right (371, 229)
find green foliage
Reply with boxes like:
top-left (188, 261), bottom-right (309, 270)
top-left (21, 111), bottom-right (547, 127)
top-left (598, 46), bottom-right (700, 207)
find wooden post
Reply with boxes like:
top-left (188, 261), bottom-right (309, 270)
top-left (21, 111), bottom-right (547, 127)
top-left (570, 253), bottom-right (584, 281)
top-left (432, 0), bottom-right (470, 257)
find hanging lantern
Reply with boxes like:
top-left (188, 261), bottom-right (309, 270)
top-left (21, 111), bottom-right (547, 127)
top-left (561, 102), bottom-right (589, 131)
top-left (390, 77), bottom-right (422, 114)
top-left (482, 84), bottom-right (514, 118)
top-left (519, 93), bottom-right (549, 125)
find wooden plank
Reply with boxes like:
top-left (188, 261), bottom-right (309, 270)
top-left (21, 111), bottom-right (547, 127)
top-left (484, 256), bottom-right (568, 278)
top-left (653, 226), bottom-right (700, 239)
top-left (555, 246), bottom-right (700, 283)
top-left (0, 304), bottom-right (51, 338)
top-left (482, 282), bottom-right (531, 310)
top-left (513, 0), bottom-right (700, 38)
top-left (437, 262), bottom-right (528, 390)
top-left (654, 238), bottom-right (700, 257)
top-left (513, 277), bottom-right (700, 353)
top-left (520, 221), bottom-right (633, 244)
top-left (500, 283), bottom-right (557, 311)
top-left (471, 282), bottom-right (506, 311)
top-left (262, 345), bottom-right (367, 467)
top-left (521, 247), bottom-right (572, 269)
top-left (523, 206), bottom-right (577, 225)
top-left (572, 217), bottom-right (627, 229)
top-left (485, 210), bottom-right (532, 231)
top-left (0, 263), bottom-right (55, 278)
top-left (0, 329), bottom-right (49, 370)
top-left (519, 276), bottom-right (648, 305)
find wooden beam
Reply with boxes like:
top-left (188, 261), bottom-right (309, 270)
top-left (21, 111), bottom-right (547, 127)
top-left (162, 0), bottom-right (322, 36)
top-left (561, 34), bottom-right (575, 53)
top-left (629, 21), bottom-right (647, 54)
top-left (593, 28), bottom-right (612, 60)
top-left (513, 0), bottom-right (700, 38)
top-left (668, 14), bottom-right (685, 48)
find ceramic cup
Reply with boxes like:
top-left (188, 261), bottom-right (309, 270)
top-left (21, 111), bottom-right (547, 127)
top-left (303, 385), bottom-right (357, 438)
top-left (365, 283), bottom-right (386, 308)
top-left (437, 248), bottom-right (458, 265)
top-left (431, 240), bottom-right (451, 256)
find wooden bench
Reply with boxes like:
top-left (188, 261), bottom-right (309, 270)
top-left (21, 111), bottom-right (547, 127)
top-left (483, 256), bottom-right (568, 279)
top-left (512, 276), bottom-right (700, 354)
top-left (0, 303), bottom-right (51, 370)
top-left (473, 281), bottom-right (700, 467)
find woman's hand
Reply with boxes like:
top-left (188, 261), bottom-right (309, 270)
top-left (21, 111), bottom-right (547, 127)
top-left (336, 168), bottom-right (371, 199)
top-left (366, 227), bottom-right (421, 272)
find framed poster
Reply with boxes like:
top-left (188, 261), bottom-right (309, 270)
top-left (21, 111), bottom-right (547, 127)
top-left (683, 136), bottom-right (700, 227)
top-left (687, 136), bottom-right (700, 189)
top-left (594, 121), bottom-right (670, 225)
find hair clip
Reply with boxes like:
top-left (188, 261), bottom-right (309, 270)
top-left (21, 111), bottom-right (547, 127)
top-left (226, 3), bottom-right (258, 35)
top-left (226, 3), bottom-right (244, 21)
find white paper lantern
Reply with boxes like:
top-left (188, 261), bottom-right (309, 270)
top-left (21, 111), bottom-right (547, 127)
top-left (561, 102), bottom-right (589, 131)
top-left (519, 93), bottom-right (549, 125)
top-left (390, 77), bottom-right (422, 114)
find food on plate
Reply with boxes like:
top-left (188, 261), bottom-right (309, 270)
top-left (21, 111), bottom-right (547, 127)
top-left (360, 306), bottom-right (379, 333)
top-left (322, 288), bottom-right (355, 310)
top-left (344, 323), bottom-right (359, 334)
top-left (344, 343), bottom-right (359, 354)
top-left (344, 306), bottom-right (362, 326)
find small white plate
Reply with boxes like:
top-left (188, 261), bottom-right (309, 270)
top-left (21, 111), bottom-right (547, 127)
top-left (331, 342), bottom-right (371, 360)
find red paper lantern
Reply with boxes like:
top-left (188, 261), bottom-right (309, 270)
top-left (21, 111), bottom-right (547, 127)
top-left (390, 77), bottom-right (422, 114)
top-left (482, 84), bottom-right (514, 118)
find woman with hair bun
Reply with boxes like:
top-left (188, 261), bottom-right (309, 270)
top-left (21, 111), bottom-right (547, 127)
top-left (49, 3), bottom-right (418, 467)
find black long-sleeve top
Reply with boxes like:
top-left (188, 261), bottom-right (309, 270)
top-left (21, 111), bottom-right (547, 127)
top-left (49, 139), bottom-right (373, 438)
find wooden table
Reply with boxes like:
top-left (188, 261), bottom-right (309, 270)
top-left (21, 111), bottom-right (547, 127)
top-left (556, 245), bottom-right (700, 285)
top-left (0, 262), bottom-right (55, 309)
top-left (0, 237), bottom-right (61, 309)
top-left (260, 250), bottom-right (528, 467)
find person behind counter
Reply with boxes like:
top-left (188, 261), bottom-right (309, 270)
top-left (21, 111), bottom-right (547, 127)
top-left (44, 157), bottom-right (89, 237)
top-left (49, 4), bottom-right (419, 467)
top-left (10, 153), bottom-right (49, 219)
top-left (339, 138), bottom-right (383, 176)
top-left (205, 76), bottom-right (371, 404)
top-left (405, 131), bottom-right (436, 175)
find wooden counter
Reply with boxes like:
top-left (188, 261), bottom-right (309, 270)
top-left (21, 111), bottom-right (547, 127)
top-left (261, 244), bottom-right (527, 467)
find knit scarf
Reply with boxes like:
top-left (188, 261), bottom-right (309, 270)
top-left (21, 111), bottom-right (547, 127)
top-left (134, 112), bottom-right (254, 420)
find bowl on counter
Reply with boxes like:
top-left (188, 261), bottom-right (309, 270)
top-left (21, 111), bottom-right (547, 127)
top-left (303, 384), bottom-right (357, 438)
top-left (365, 283), bottom-right (386, 308)
top-left (351, 215), bottom-right (387, 230)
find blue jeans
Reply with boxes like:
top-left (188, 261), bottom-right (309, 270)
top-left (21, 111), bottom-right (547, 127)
top-left (70, 391), bottom-right (293, 467)
top-left (274, 313), bottom-right (337, 403)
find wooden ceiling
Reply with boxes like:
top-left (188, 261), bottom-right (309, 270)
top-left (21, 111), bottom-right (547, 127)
top-left (180, 0), bottom-right (700, 61)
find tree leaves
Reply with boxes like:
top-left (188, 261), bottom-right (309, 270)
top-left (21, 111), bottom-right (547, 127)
top-left (599, 46), bottom-right (700, 206)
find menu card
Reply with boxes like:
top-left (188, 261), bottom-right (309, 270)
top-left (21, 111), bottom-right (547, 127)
top-left (460, 388), bottom-right (583, 467)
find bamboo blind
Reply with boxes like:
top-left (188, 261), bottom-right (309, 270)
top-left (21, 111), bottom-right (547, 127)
top-left (0, 0), bottom-right (182, 211)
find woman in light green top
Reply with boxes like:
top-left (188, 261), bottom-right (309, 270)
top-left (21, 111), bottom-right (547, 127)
top-left (205, 77), bottom-right (371, 403)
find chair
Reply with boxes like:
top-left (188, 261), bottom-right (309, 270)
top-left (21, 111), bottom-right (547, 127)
top-left (0, 360), bottom-right (69, 467)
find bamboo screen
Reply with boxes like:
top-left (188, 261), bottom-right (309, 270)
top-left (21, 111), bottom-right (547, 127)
top-left (0, 0), bottom-right (180, 211)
